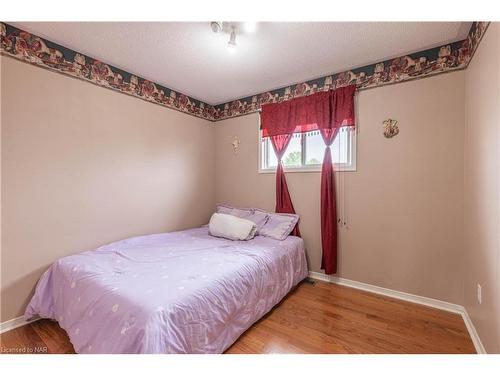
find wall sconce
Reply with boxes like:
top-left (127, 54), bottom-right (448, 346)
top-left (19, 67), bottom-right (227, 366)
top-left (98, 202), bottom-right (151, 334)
top-left (383, 119), bottom-right (399, 138)
top-left (232, 136), bottom-right (241, 154)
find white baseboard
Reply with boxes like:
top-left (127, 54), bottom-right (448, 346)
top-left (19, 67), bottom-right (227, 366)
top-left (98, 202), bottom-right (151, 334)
top-left (308, 271), bottom-right (487, 354)
top-left (460, 308), bottom-right (487, 354)
top-left (0, 315), bottom-right (39, 335)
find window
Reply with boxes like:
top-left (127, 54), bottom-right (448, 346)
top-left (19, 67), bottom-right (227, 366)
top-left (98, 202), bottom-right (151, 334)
top-left (259, 128), bottom-right (356, 172)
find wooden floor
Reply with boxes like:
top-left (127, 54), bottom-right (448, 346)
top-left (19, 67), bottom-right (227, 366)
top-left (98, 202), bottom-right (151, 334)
top-left (0, 280), bottom-right (475, 354)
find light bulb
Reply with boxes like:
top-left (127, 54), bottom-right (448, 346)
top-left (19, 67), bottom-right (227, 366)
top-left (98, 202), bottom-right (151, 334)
top-left (227, 27), bottom-right (237, 51)
top-left (243, 22), bottom-right (257, 33)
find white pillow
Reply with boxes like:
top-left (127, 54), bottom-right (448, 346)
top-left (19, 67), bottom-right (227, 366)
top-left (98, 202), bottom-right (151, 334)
top-left (208, 213), bottom-right (257, 241)
top-left (216, 204), bottom-right (269, 232)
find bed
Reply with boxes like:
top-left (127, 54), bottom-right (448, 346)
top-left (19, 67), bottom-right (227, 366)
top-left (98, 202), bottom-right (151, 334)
top-left (25, 226), bottom-right (308, 353)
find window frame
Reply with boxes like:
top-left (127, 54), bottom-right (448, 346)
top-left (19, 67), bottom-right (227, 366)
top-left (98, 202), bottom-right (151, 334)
top-left (258, 128), bottom-right (357, 173)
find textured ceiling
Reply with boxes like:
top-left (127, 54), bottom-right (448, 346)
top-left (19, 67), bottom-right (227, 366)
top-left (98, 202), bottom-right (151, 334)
top-left (12, 22), bottom-right (472, 105)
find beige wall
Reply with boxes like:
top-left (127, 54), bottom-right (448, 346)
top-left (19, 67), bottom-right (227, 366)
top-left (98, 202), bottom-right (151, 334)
top-left (0, 56), bottom-right (215, 322)
top-left (215, 71), bottom-right (465, 304)
top-left (2, 26), bottom-right (499, 353)
top-left (464, 22), bottom-right (500, 353)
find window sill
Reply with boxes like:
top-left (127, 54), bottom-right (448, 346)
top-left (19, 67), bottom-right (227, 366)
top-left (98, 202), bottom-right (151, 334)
top-left (258, 165), bottom-right (357, 174)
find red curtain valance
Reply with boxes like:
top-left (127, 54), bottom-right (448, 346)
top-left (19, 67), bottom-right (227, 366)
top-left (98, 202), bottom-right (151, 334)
top-left (260, 84), bottom-right (356, 275)
top-left (260, 85), bottom-right (356, 138)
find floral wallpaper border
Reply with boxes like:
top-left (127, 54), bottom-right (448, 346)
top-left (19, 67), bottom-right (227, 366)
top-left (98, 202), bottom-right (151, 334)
top-left (0, 23), bottom-right (216, 121)
top-left (213, 21), bottom-right (490, 121)
top-left (0, 22), bottom-right (490, 122)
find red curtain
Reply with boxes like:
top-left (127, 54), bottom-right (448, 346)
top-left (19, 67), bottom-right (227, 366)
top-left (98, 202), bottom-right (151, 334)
top-left (319, 127), bottom-right (340, 274)
top-left (270, 134), bottom-right (301, 237)
top-left (260, 87), bottom-right (355, 137)
top-left (261, 85), bottom-right (356, 273)
top-left (261, 94), bottom-right (324, 137)
top-left (318, 85), bottom-right (356, 274)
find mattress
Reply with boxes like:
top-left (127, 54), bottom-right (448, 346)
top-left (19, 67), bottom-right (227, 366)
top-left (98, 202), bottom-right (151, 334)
top-left (25, 227), bottom-right (308, 353)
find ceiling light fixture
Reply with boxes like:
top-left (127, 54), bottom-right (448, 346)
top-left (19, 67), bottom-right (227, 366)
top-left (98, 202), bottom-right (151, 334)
top-left (243, 22), bottom-right (257, 33)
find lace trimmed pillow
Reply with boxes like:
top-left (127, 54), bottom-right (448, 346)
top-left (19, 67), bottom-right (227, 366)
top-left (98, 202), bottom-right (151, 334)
top-left (256, 211), bottom-right (300, 241)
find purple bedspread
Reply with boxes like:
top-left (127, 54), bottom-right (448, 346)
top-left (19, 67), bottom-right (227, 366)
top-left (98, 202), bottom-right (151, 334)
top-left (25, 227), bottom-right (308, 353)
